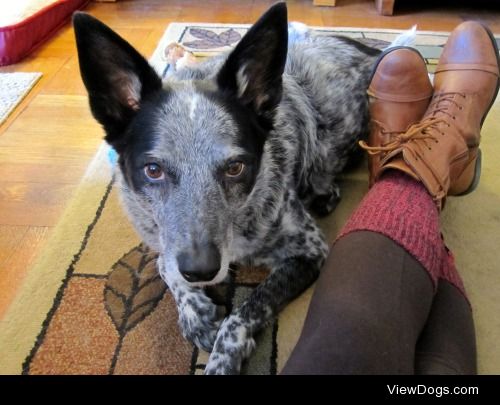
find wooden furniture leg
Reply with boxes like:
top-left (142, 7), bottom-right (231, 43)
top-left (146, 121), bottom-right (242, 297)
top-left (375, 0), bottom-right (395, 16)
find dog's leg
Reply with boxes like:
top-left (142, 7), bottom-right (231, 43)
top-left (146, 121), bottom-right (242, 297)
top-left (304, 169), bottom-right (342, 217)
top-left (204, 255), bottom-right (323, 374)
top-left (158, 257), bottom-right (221, 352)
top-left (204, 211), bottom-right (328, 374)
top-left (310, 182), bottom-right (341, 217)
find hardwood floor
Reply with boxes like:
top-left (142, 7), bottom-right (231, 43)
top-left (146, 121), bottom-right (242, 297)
top-left (0, 0), bottom-right (499, 317)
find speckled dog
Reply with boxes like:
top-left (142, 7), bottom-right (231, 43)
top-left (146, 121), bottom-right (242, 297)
top-left (74, 3), bottom-right (413, 374)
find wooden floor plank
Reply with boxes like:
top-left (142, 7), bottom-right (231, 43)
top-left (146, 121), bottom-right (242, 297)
top-left (0, 226), bottom-right (29, 267)
top-left (0, 226), bottom-right (51, 318)
top-left (0, 183), bottom-right (77, 227)
top-left (0, 57), bottom-right (70, 135)
top-left (0, 162), bottom-right (89, 184)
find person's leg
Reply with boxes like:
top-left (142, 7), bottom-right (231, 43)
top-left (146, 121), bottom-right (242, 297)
top-left (283, 171), bottom-right (442, 374)
top-left (282, 171), bottom-right (476, 374)
top-left (415, 280), bottom-right (477, 374)
top-left (281, 230), bottom-right (434, 374)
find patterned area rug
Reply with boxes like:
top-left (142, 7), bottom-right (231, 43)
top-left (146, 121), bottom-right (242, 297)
top-left (1, 24), bottom-right (499, 375)
top-left (0, 72), bottom-right (41, 126)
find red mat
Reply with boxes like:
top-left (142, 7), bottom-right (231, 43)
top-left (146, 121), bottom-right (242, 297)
top-left (0, 0), bottom-right (90, 66)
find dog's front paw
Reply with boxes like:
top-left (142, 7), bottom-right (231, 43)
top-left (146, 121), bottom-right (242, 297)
top-left (204, 316), bottom-right (256, 375)
top-left (178, 293), bottom-right (221, 352)
top-left (310, 183), bottom-right (341, 217)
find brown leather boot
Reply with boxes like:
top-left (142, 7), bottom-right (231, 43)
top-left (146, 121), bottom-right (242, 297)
top-left (378, 21), bottom-right (500, 210)
top-left (359, 47), bottom-right (433, 187)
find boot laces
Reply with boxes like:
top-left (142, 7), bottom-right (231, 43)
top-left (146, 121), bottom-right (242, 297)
top-left (360, 92), bottom-right (466, 155)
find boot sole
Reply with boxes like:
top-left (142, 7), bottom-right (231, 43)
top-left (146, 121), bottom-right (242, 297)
top-left (461, 24), bottom-right (500, 196)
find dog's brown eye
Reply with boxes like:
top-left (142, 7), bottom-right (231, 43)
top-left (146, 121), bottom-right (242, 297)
top-left (226, 161), bottom-right (245, 177)
top-left (144, 163), bottom-right (164, 180)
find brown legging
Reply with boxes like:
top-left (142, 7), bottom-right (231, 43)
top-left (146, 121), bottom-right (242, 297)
top-left (281, 231), bottom-right (476, 374)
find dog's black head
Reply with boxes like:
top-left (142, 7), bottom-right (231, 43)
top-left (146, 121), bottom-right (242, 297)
top-left (74, 3), bottom-right (288, 285)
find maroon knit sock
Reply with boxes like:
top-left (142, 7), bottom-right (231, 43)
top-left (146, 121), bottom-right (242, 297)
top-left (337, 171), bottom-right (466, 297)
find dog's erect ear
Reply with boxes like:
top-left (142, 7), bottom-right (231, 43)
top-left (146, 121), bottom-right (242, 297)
top-left (217, 3), bottom-right (288, 128)
top-left (73, 12), bottom-right (161, 148)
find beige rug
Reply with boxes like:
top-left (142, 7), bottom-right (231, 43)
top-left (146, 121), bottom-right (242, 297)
top-left (0, 72), bottom-right (41, 126)
top-left (0, 23), bottom-right (499, 375)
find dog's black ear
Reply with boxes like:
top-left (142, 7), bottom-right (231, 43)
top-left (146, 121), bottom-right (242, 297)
top-left (73, 12), bottom-right (161, 149)
top-left (217, 3), bottom-right (288, 128)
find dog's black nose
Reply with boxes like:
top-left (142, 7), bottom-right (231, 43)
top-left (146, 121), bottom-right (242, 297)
top-left (176, 243), bottom-right (221, 283)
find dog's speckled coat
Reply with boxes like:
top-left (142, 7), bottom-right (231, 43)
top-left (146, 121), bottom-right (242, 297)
top-left (74, 3), bottom-right (412, 374)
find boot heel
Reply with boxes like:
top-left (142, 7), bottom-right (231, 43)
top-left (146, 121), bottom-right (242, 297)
top-left (454, 149), bottom-right (482, 196)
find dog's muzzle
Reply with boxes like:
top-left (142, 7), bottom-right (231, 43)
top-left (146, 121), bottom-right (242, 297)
top-left (176, 242), bottom-right (221, 283)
